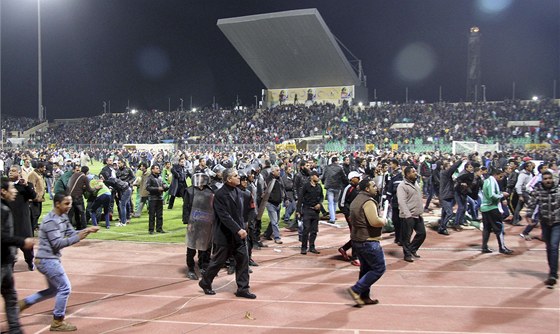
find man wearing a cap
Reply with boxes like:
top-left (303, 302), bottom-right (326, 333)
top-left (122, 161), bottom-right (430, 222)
top-left (297, 170), bottom-right (324, 254)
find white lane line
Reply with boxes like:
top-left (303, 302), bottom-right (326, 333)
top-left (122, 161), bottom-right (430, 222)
top-left (37, 314), bottom-right (545, 334)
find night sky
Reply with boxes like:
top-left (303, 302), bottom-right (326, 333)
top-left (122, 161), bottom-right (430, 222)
top-left (1, 0), bottom-right (558, 120)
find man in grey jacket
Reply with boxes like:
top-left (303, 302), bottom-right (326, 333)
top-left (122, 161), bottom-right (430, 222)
top-left (397, 166), bottom-right (425, 263)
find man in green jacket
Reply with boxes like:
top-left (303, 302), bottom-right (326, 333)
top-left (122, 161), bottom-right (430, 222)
top-left (480, 168), bottom-right (513, 254)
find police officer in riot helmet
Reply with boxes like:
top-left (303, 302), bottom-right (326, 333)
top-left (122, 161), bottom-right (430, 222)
top-left (183, 172), bottom-right (215, 280)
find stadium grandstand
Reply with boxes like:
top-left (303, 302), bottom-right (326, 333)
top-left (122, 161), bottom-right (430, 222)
top-left (217, 9), bottom-right (368, 108)
top-left (1, 9), bottom-right (558, 154)
top-left (1, 99), bottom-right (558, 154)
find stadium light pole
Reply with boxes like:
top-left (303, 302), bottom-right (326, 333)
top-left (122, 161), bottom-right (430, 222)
top-left (38, 0), bottom-right (44, 121)
top-left (481, 85), bottom-right (486, 102)
top-left (254, 95), bottom-right (257, 108)
top-left (180, 98), bottom-right (184, 111)
top-left (405, 87), bottom-right (409, 104)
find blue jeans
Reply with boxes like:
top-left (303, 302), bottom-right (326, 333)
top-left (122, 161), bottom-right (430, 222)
top-left (91, 193), bottom-right (111, 227)
top-left (542, 223), bottom-right (560, 279)
top-left (118, 187), bottom-right (132, 224)
top-left (466, 196), bottom-right (481, 219)
top-left (24, 258), bottom-right (72, 319)
top-left (439, 198), bottom-right (455, 231)
top-left (422, 176), bottom-right (431, 196)
top-left (454, 192), bottom-right (467, 226)
top-left (283, 199), bottom-right (296, 222)
top-left (327, 188), bottom-right (341, 222)
top-left (266, 202), bottom-right (281, 240)
top-left (424, 181), bottom-right (434, 210)
top-left (351, 240), bottom-right (386, 298)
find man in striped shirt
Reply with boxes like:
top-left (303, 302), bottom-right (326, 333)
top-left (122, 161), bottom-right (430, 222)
top-left (19, 193), bottom-right (99, 332)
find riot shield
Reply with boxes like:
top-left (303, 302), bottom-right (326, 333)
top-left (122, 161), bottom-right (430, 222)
top-left (187, 189), bottom-right (215, 250)
top-left (256, 178), bottom-right (275, 220)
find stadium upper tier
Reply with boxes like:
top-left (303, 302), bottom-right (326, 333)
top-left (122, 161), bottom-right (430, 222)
top-left (217, 8), bottom-right (360, 89)
top-left (4, 100), bottom-right (558, 150)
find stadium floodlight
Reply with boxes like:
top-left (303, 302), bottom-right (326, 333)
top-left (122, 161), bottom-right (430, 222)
top-left (532, 96), bottom-right (538, 101)
top-left (191, 108), bottom-right (197, 112)
top-left (131, 109), bottom-right (138, 114)
top-left (358, 102), bottom-right (363, 107)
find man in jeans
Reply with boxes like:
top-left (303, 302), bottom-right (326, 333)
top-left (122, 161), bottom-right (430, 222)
top-left (438, 159), bottom-right (463, 235)
top-left (282, 164), bottom-right (297, 230)
top-left (346, 178), bottom-right (386, 307)
top-left (321, 156), bottom-right (347, 224)
top-left (19, 193), bottom-right (99, 332)
top-left (525, 171), bottom-right (560, 288)
top-left (263, 166), bottom-right (285, 244)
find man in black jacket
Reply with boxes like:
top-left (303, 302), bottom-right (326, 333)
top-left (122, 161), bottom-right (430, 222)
top-left (8, 166), bottom-right (37, 271)
top-left (168, 158), bottom-right (189, 209)
top-left (199, 168), bottom-right (256, 299)
top-left (2, 177), bottom-right (35, 333)
top-left (438, 159), bottom-right (463, 235)
top-left (116, 160), bottom-right (135, 226)
top-left (282, 164), bottom-right (297, 230)
top-left (146, 165), bottom-right (168, 234)
top-left (322, 156), bottom-right (347, 224)
top-left (262, 166), bottom-right (285, 244)
top-left (385, 159), bottom-right (403, 245)
top-left (297, 170), bottom-right (324, 254)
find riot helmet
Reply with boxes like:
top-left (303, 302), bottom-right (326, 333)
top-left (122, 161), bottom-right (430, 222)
top-left (192, 173), bottom-right (210, 188)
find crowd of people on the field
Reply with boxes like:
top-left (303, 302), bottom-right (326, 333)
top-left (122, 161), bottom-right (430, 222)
top-left (3, 142), bottom-right (560, 331)
top-left (2, 97), bottom-right (560, 331)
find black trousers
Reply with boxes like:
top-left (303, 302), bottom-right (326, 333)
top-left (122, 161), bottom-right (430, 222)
top-left (302, 208), bottom-right (319, 250)
top-left (1, 264), bottom-right (21, 332)
top-left (401, 217), bottom-right (426, 257)
top-left (201, 242), bottom-right (250, 292)
top-left (482, 208), bottom-right (506, 250)
top-left (29, 201), bottom-right (42, 231)
top-left (392, 206), bottom-right (401, 243)
top-left (168, 184), bottom-right (186, 209)
top-left (19, 247), bottom-right (34, 266)
top-left (148, 199), bottom-right (164, 232)
top-left (186, 247), bottom-right (210, 271)
top-left (70, 197), bottom-right (87, 230)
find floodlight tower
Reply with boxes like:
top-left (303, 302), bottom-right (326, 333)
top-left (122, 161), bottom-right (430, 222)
top-left (466, 26), bottom-right (481, 102)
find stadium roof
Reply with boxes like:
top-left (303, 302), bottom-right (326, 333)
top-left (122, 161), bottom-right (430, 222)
top-left (217, 9), bottom-right (360, 89)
